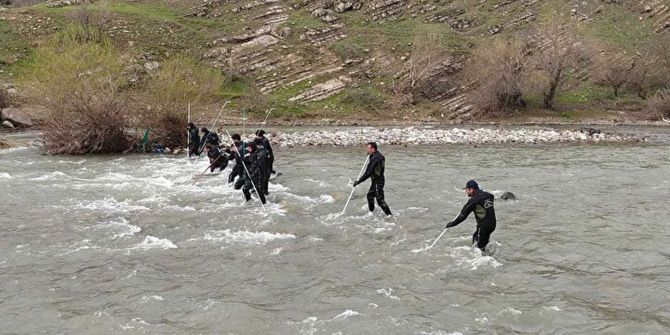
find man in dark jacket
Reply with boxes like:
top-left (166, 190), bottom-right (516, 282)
top-left (204, 143), bottom-right (228, 173)
top-left (445, 180), bottom-right (497, 252)
top-left (254, 137), bottom-right (272, 195)
top-left (255, 129), bottom-right (275, 174)
top-left (187, 122), bottom-right (200, 157)
top-left (353, 142), bottom-right (392, 216)
top-left (228, 133), bottom-right (246, 185)
top-left (199, 127), bottom-right (220, 154)
top-left (241, 142), bottom-right (267, 204)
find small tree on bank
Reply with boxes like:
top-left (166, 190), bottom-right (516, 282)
top-left (467, 38), bottom-right (527, 117)
top-left (529, 21), bottom-right (580, 110)
top-left (591, 52), bottom-right (632, 97)
top-left (20, 25), bottom-right (133, 154)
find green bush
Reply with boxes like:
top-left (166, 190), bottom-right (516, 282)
top-left (19, 24), bottom-right (133, 154)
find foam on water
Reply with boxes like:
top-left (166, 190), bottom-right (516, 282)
top-left (376, 288), bottom-right (401, 301)
top-left (449, 246), bottom-right (502, 270)
top-left (133, 236), bottom-right (178, 250)
top-left (99, 218), bottom-right (141, 239)
top-left (304, 178), bottom-right (333, 187)
top-left (0, 172), bottom-right (10, 178)
top-left (29, 171), bottom-right (72, 181)
top-left (139, 295), bottom-right (164, 303)
top-left (195, 229), bottom-right (296, 245)
top-left (69, 198), bottom-right (150, 213)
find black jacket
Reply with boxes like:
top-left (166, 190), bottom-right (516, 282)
top-left (258, 136), bottom-right (273, 157)
top-left (449, 190), bottom-right (496, 228)
top-left (358, 151), bottom-right (385, 183)
top-left (202, 131), bottom-right (220, 146)
top-left (188, 127), bottom-right (200, 147)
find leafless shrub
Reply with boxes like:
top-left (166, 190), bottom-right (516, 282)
top-left (394, 30), bottom-right (450, 105)
top-left (645, 89), bottom-right (670, 121)
top-left (467, 38), bottom-right (527, 117)
top-left (19, 24), bottom-right (134, 154)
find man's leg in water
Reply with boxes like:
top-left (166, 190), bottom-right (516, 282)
top-left (373, 182), bottom-right (392, 216)
top-left (229, 165), bottom-right (241, 183)
top-left (476, 224), bottom-right (496, 252)
top-left (234, 175), bottom-right (245, 190)
top-left (366, 184), bottom-right (376, 212)
top-left (472, 227), bottom-right (480, 246)
top-left (242, 185), bottom-right (252, 201)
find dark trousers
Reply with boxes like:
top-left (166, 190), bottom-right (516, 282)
top-left (261, 169), bottom-right (270, 195)
top-left (189, 143), bottom-right (200, 157)
top-left (268, 156), bottom-right (275, 174)
top-left (243, 177), bottom-right (266, 204)
top-left (210, 158), bottom-right (228, 172)
top-left (472, 224), bottom-right (496, 252)
top-left (229, 164), bottom-right (242, 183)
top-left (367, 181), bottom-right (391, 215)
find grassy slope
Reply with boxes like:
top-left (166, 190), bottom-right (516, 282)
top-left (0, 0), bottom-right (664, 122)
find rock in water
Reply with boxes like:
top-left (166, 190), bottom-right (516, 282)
top-left (2, 120), bottom-right (14, 128)
top-left (1, 108), bottom-right (33, 128)
top-left (500, 191), bottom-right (516, 200)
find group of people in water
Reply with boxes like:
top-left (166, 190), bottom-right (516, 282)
top-left (186, 123), bottom-right (498, 252)
top-left (187, 122), bottom-right (275, 205)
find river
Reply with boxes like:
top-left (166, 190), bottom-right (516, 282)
top-left (1, 126), bottom-right (669, 334)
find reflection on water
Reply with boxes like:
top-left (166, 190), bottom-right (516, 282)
top-left (1, 128), bottom-right (669, 334)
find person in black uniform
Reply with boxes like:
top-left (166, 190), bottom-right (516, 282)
top-left (241, 142), bottom-right (267, 204)
top-left (445, 180), bottom-right (497, 252)
top-left (254, 137), bottom-right (272, 195)
top-left (204, 143), bottom-right (228, 173)
top-left (255, 129), bottom-right (275, 174)
top-left (187, 122), bottom-right (200, 157)
top-left (199, 128), bottom-right (220, 154)
top-left (228, 134), bottom-right (246, 185)
top-left (353, 142), bottom-right (392, 216)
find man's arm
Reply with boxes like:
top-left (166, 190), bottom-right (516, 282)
top-left (446, 197), bottom-right (477, 228)
top-left (354, 154), bottom-right (378, 185)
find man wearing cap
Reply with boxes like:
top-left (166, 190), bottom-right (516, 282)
top-left (445, 180), bottom-right (497, 252)
top-left (353, 142), bottom-right (392, 216)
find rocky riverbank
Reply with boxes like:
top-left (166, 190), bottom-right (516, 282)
top-left (268, 127), bottom-right (642, 147)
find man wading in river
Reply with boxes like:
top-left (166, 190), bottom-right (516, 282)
top-left (445, 180), bottom-right (497, 252)
top-left (353, 142), bottom-right (392, 216)
top-left (187, 122), bottom-right (200, 157)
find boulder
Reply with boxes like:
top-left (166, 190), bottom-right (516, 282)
top-left (2, 120), bottom-right (14, 128)
top-left (500, 191), bottom-right (516, 200)
top-left (1, 108), bottom-right (33, 128)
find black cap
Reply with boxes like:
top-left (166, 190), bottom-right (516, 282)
top-left (463, 180), bottom-right (479, 189)
top-left (255, 129), bottom-right (265, 136)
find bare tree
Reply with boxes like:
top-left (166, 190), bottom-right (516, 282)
top-left (529, 21), bottom-right (581, 110)
top-left (466, 37), bottom-right (527, 116)
top-left (591, 52), bottom-right (632, 97)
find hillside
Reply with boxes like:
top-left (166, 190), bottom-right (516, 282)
top-left (1, 0), bottom-right (669, 124)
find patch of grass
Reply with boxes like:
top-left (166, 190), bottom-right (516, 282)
top-left (32, 0), bottom-right (237, 56)
top-left (286, 8), bottom-right (329, 30)
top-left (265, 80), bottom-right (313, 116)
top-left (330, 35), bottom-right (367, 60)
top-left (0, 20), bottom-right (31, 78)
top-left (339, 12), bottom-right (466, 55)
top-left (586, 7), bottom-right (655, 50)
top-left (555, 83), bottom-right (613, 105)
top-left (220, 79), bottom-right (250, 99)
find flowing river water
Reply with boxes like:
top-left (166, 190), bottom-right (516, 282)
top-left (1, 127), bottom-right (669, 334)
